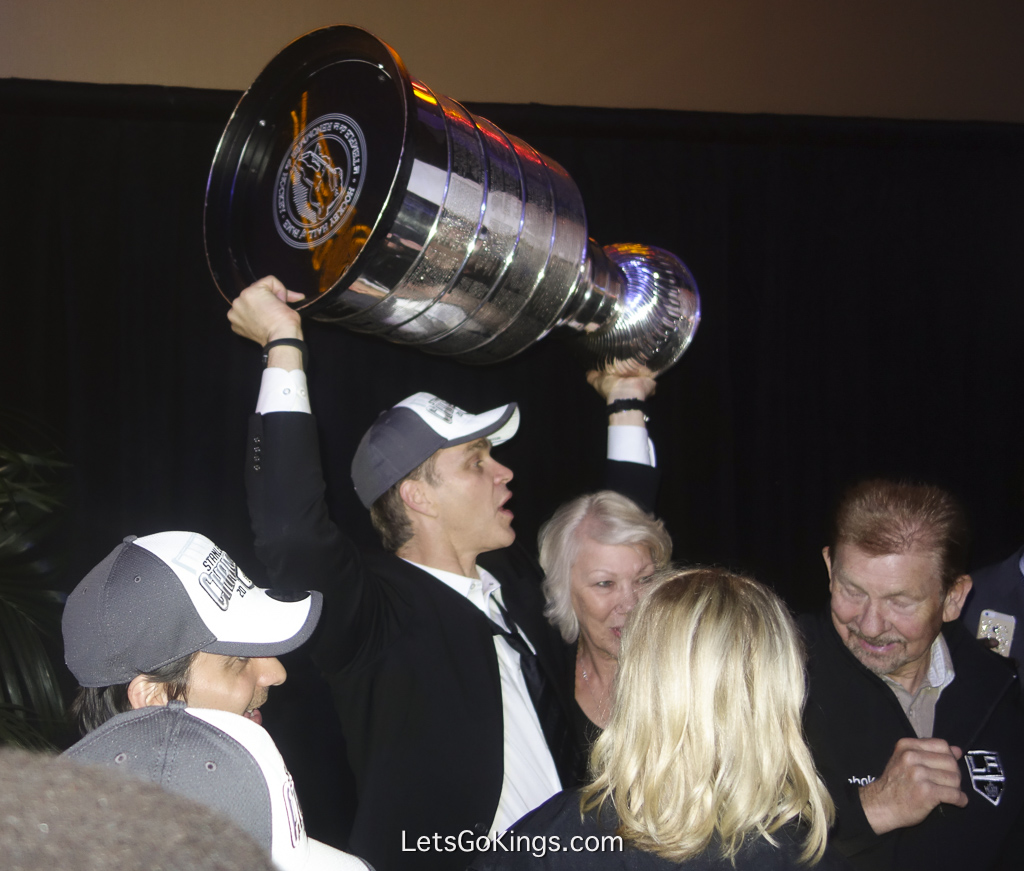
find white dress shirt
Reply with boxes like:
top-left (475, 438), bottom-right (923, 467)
top-left (405, 561), bottom-right (561, 834)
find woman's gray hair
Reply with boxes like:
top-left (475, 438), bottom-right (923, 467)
top-left (538, 491), bottom-right (672, 642)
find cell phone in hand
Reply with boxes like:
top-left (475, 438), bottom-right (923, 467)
top-left (978, 609), bottom-right (1016, 658)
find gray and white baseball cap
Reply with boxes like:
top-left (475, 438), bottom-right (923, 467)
top-left (65, 702), bottom-right (371, 871)
top-left (63, 531), bottom-right (322, 687)
top-left (350, 391), bottom-right (519, 508)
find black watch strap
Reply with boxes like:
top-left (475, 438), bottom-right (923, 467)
top-left (262, 338), bottom-right (308, 371)
top-left (606, 398), bottom-right (648, 418)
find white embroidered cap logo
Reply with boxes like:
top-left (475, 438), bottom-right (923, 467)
top-left (198, 546), bottom-right (255, 611)
top-left (425, 397), bottom-right (457, 423)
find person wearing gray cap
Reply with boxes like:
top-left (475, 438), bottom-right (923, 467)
top-left (63, 530), bottom-right (322, 735)
top-left (227, 277), bottom-right (658, 871)
top-left (64, 702), bottom-right (372, 870)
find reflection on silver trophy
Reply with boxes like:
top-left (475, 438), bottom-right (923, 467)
top-left (205, 26), bottom-right (700, 374)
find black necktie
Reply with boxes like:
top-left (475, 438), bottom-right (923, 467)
top-left (488, 599), bottom-right (572, 782)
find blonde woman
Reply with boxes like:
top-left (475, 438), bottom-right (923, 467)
top-left (470, 568), bottom-right (848, 870)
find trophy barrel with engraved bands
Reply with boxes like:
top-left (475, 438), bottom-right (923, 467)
top-left (204, 25), bottom-right (700, 375)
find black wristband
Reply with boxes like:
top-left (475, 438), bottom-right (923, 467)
top-left (606, 398), bottom-right (648, 419)
top-left (262, 338), bottom-right (308, 371)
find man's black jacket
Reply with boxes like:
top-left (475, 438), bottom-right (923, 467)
top-left (246, 410), bottom-right (657, 871)
top-left (800, 611), bottom-right (1024, 871)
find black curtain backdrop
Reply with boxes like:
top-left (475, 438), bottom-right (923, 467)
top-left (3, 77), bottom-right (1024, 841)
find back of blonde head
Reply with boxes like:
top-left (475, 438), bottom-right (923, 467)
top-left (582, 567), bottom-right (833, 864)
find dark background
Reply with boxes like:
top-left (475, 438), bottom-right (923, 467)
top-left (2, 77), bottom-right (1023, 840)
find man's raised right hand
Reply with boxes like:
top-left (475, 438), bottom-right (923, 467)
top-left (227, 276), bottom-right (305, 347)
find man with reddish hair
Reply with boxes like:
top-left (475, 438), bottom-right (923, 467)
top-left (800, 479), bottom-right (1024, 870)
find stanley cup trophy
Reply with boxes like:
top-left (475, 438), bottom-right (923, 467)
top-left (205, 26), bottom-right (700, 375)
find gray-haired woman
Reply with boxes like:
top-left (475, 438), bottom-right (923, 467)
top-left (538, 490), bottom-right (671, 746)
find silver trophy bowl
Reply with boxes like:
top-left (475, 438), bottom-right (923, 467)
top-left (205, 26), bottom-right (700, 375)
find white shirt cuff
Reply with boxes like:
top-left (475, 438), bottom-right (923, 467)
top-left (256, 368), bottom-right (312, 415)
top-left (607, 425), bottom-right (656, 467)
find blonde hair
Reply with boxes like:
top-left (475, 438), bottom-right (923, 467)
top-left (539, 491), bottom-right (672, 642)
top-left (582, 567), bottom-right (834, 865)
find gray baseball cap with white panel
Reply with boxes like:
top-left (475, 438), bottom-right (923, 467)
top-left (63, 530), bottom-right (322, 687)
top-left (350, 391), bottom-right (519, 508)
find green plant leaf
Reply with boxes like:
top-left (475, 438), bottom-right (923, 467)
top-left (0, 703), bottom-right (57, 750)
top-left (0, 409), bottom-right (70, 748)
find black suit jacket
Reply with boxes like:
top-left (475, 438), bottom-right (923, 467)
top-left (245, 411), bottom-right (657, 871)
top-left (963, 546), bottom-right (1024, 687)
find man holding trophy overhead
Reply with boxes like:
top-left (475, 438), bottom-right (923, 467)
top-left (208, 25), bottom-right (699, 870)
top-left (228, 276), bottom-right (663, 871)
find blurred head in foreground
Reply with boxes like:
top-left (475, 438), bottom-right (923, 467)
top-left (0, 747), bottom-right (274, 871)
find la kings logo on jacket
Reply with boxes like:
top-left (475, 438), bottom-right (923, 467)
top-left (966, 750), bottom-right (1005, 806)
